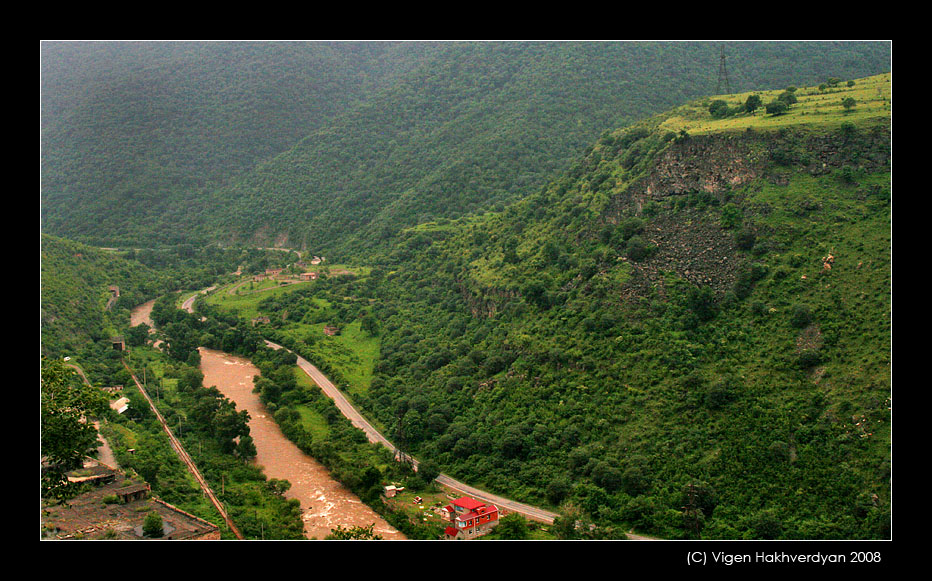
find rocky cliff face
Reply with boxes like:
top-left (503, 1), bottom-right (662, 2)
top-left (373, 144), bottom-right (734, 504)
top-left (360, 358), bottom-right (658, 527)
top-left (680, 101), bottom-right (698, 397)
top-left (605, 126), bottom-right (890, 300)
top-left (632, 134), bottom-right (763, 211)
top-left (612, 126), bottom-right (890, 216)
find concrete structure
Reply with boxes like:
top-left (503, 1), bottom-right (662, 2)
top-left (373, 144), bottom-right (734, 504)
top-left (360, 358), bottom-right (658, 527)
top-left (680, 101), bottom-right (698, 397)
top-left (42, 460), bottom-right (221, 540)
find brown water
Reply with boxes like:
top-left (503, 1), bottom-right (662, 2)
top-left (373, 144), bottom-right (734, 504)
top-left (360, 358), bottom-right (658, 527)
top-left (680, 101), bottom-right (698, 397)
top-left (198, 347), bottom-right (405, 540)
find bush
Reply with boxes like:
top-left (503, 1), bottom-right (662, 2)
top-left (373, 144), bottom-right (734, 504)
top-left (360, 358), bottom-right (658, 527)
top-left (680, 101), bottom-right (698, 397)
top-left (143, 511), bottom-right (163, 538)
top-left (709, 100), bottom-right (730, 119)
top-left (790, 304), bottom-right (812, 328)
top-left (625, 235), bottom-right (653, 262)
top-left (766, 100), bottom-right (789, 116)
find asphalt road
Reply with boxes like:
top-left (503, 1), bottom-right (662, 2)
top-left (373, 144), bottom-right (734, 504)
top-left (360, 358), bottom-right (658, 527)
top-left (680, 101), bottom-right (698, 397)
top-left (265, 340), bottom-right (560, 524)
top-left (181, 287), bottom-right (664, 537)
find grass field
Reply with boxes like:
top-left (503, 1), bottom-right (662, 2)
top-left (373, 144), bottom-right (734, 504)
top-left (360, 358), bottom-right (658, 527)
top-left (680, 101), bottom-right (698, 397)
top-left (659, 73), bottom-right (891, 136)
top-left (205, 274), bottom-right (381, 399)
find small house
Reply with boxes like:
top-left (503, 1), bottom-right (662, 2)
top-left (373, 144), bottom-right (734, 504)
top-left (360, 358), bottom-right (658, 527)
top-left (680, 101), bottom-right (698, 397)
top-left (110, 397), bottom-right (130, 414)
top-left (443, 496), bottom-right (500, 540)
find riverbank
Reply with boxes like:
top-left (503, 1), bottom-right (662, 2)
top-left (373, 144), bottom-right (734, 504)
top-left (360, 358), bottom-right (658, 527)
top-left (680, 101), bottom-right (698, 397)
top-left (198, 347), bottom-right (405, 539)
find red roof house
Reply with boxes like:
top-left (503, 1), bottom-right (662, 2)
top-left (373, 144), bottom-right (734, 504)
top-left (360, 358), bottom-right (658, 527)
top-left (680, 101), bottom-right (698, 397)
top-left (443, 496), bottom-right (500, 540)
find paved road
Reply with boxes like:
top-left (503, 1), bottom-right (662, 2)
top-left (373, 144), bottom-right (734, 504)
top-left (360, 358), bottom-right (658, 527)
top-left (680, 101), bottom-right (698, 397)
top-left (183, 288), bottom-right (664, 537)
top-left (265, 340), bottom-right (560, 525)
top-left (185, 289), bottom-right (575, 528)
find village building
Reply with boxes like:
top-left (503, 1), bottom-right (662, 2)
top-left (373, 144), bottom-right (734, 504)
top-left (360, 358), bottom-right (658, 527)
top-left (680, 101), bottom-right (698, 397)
top-left (300, 272), bottom-right (318, 281)
top-left (42, 460), bottom-right (221, 540)
top-left (323, 325), bottom-right (340, 336)
top-left (382, 484), bottom-right (405, 498)
top-left (109, 396), bottom-right (130, 414)
top-left (265, 268), bottom-right (283, 276)
top-left (443, 496), bottom-right (500, 540)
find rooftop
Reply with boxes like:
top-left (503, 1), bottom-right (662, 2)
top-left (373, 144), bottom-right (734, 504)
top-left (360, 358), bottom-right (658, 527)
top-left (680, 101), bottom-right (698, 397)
top-left (41, 460), bottom-right (220, 540)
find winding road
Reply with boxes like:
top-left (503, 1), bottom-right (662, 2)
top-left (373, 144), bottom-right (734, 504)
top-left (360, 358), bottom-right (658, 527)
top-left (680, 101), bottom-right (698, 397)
top-left (184, 288), bottom-right (559, 524)
top-left (266, 339), bottom-right (560, 524)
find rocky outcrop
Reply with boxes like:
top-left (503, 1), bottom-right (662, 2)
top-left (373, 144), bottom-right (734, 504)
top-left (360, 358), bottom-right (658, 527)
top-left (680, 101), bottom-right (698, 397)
top-left (603, 126), bottom-right (889, 301)
top-left (628, 134), bottom-right (762, 212)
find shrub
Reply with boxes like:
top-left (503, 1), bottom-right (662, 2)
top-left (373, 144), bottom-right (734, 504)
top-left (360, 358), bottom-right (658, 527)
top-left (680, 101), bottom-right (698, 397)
top-left (766, 100), bottom-right (789, 116)
top-left (143, 511), bottom-right (163, 538)
top-left (790, 304), bottom-right (813, 328)
top-left (625, 235), bottom-right (653, 262)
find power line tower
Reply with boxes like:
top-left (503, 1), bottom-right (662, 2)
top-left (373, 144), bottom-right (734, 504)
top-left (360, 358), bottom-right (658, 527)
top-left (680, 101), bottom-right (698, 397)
top-left (716, 45), bottom-right (730, 95)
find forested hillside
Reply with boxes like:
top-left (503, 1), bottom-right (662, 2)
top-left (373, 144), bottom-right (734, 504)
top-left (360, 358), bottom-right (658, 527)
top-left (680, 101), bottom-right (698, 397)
top-left (41, 42), bottom-right (890, 253)
top-left (231, 75), bottom-right (891, 539)
top-left (40, 235), bottom-right (169, 356)
top-left (39, 43), bottom-right (892, 541)
top-left (40, 41), bottom-right (428, 245)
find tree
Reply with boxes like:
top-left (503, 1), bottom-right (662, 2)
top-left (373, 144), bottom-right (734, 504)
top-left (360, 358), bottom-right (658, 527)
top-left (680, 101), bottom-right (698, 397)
top-left (360, 313), bottom-right (379, 336)
top-left (720, 203), bottom-right (742, 229)
top-left (777, 90), bottom-right (797, 105)
top-left (325, 523), bottom-right (382, 540)
top-left (688, 285), bottom-right (718, 322)
top-left (485, 513), bottom-right (530, 539)
top-left (625, 235), bottom-right (652, 262)
top-left (143, 511), bottom-right (164, 538)
top-left (766, 100), bottom-right (788, 116)
top-left (842, 97), bottom-right (857, 111)
top-left (744, 94), bottom-right (762, 113)
top-left (708, 99), bottom-right (730, 119)
top-left (416, 459), bottom-right (441, 483)
top-left (267, 478), bottom-right (292, 496)
top-left (41, 358), bottom-right (109, 498)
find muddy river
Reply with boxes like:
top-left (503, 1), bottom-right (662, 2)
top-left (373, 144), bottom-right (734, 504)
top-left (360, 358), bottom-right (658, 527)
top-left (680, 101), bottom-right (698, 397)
top-left (198, 347), bottom-right (405, 539)
top-left (130, 300), bottom-right (403, 539)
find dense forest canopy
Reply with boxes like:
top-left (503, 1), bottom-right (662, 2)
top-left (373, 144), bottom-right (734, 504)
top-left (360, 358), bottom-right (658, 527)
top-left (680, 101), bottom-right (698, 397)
top-left (41, 41), bottom-right (890, 255)
top-left (40, 41), bottom-right (892, 541)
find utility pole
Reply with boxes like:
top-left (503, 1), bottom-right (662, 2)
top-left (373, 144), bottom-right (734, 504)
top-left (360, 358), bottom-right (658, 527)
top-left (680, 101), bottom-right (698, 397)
top-left (716, 45), bottom-right (730, 95)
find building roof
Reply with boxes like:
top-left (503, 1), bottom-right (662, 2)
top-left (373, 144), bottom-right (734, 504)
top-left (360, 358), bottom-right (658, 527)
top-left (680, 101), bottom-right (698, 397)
top-left (42, 461), bottom-right (220, 540)
top-left (452, 496), bottom-right (487, 511)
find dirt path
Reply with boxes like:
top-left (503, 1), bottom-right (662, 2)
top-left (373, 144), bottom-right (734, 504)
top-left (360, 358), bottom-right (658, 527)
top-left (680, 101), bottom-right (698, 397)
top-left (198, 347), bottom-right (404, 539)
top-left (130, 299), bottom-right (156, 327)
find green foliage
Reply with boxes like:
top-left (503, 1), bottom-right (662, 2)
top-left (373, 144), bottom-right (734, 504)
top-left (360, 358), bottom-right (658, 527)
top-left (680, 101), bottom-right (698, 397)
top-left (709, 99), bottom-right (730, 119)
top-left (766, 100), bottom-right (789, 116)
top-left (41, 358), bottom-right (110, 498)
top-left (325, 523), bottom-right (383, 540)
top-left (484, 513), bottom-right (531, 539)
top-left (42, 42), bottom-right (891, 255)
top-left (40, 45), bottom-right (891, 540)
top-left (142, 511), bottom-right (164, 538)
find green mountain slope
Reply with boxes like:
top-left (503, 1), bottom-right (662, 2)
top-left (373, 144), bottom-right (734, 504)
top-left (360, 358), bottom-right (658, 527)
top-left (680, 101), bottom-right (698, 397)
top-left (244, 74), bottom-right (891, 539)
top-left (40, 235), bottom-right (170, 356)
top-left (40, 41), bottom-right (428, 245)
top-left (41, 42), bottom-right (891, 252)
